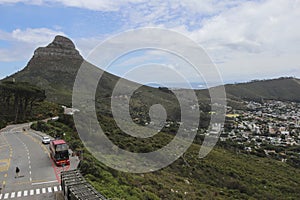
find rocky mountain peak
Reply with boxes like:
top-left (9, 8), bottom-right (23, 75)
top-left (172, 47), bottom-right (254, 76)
top-left (49, 35), bottom-right (76, 49)
top-left (33, 35), bottom-right (82, 59)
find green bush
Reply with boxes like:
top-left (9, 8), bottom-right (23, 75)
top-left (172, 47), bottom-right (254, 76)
top-left (32, 114), bottom-right (300, 200)
top-left (0, 120), bottom-right (7, 129)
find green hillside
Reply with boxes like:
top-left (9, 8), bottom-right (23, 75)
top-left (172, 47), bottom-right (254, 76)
top-left (224, 77), bottom-right (300, 102)
top-left (32, 115), bottom-right (300, 199)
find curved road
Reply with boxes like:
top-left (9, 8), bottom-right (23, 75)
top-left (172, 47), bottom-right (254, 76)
top-left (0, 123), bottom-right (78, 200)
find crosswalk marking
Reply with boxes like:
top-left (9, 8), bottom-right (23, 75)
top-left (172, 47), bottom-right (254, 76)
top-left (10, 192), bottom-right (15, 199)
top-left (16, 192), bottom-right (21, 198)
top-left (4, 193), bottom-right (9, 199)
top-left (0, 185), bottom-right (61, 199)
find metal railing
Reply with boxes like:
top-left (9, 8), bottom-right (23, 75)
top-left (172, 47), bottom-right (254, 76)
top-left (61, 170), bottom-right (107, 200)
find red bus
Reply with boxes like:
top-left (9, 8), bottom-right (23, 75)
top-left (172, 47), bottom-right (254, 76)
top-left (49, 139), bottom-right (70, 166)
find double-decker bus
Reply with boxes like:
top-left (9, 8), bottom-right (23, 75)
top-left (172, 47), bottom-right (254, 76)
top-left (49, 139), bottom-right (70, 166)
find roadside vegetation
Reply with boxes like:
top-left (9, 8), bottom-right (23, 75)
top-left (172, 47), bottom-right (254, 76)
top-left (0, 81), bottom-right (61, 129)
top-left (32, 114), bottom-right (300, 199)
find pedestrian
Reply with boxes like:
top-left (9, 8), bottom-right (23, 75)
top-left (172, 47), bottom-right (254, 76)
top-left (15, 167), bottom-right (20, 178)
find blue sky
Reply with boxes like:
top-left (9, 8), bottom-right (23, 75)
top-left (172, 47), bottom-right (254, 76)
top-left (0, 4), bottom-right (122, 36)
top-left (0, 0), bottom-right (300, 84)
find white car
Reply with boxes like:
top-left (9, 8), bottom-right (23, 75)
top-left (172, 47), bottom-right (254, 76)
top-left (42, 136), bottom-right (51, 144)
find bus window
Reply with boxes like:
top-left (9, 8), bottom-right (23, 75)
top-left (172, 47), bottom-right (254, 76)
top-left (55, 144), bottom-right (68, 151)
top-left (54, 150), bottom-right (69, 161)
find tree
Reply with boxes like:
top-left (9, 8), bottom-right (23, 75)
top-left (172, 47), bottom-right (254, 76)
top-left (0, 81), bottom-right (46, 122)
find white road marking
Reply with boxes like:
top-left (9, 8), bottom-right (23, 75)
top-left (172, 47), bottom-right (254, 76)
top-left (59, 185), bottom-right (62, 190)
top-left (32, 180), bottom-right (58, 185)
top-left (0, 188), bottom-right (58, 199)
top-left (3, 193), bottom-right (9, 199)
top-left (17, 191), bottom-right (22, 197)
top-left (30, 177), bottom-right (32, 182)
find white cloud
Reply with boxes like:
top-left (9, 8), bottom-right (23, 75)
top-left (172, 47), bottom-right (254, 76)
top-left (49, 0), bottom-right (123, 11)
top-left (0, 0), bottom-right (43, 5)
top-left (0, 28), bottom-right (65, 62)
top-left (1, 0), bottom-right (300, 82)
top-left (175, 0), bottom-right (245, 15)
top-left (192, 0), bottom-right (300, 52)
top-left (0, 0), bottom-right (144, 11)
top-left (218, 52), bottom-right (300, 82)
top-left (0, 0), bottom-right (244, 13)
top-left (167, 0), bottom-right (300, 81)
top-left (11, 28), bottom-right (65, 43)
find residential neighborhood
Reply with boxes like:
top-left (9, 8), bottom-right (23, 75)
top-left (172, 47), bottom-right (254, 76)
top-left (220, 100), bottom-right (300, 166)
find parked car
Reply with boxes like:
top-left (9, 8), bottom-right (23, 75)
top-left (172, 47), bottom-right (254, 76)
top-left (42, 136), bottom-right (51, 144)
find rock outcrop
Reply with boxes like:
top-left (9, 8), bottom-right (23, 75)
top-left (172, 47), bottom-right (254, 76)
top-left (34, 35), bottom-right (82, 59)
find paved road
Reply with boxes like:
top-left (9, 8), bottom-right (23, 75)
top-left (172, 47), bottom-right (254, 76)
top-left (0, 123), bottom-right (79, 200)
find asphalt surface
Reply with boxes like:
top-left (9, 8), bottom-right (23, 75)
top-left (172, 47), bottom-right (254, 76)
top-left (0, 123), bottom-right (79, 200)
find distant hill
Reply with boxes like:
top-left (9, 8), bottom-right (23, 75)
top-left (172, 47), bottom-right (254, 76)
top-left (224, 77), bottom-right (300, 102)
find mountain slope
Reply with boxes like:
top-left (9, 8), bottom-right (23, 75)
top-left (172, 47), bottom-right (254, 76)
top-left (3, 36), bottom-right (184, 122)
top-left (4, 36), bottom-right (83, 105)
top-left (224, 77), bottom-right (300, 102)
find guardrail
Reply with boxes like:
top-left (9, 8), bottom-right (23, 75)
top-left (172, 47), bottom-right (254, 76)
top-left (61, 170), bottom-right (107, 200)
